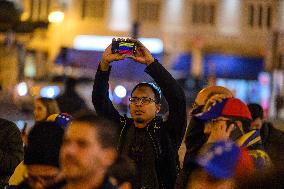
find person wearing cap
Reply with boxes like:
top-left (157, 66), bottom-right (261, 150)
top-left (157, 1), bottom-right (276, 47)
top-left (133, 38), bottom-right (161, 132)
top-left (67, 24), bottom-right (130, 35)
top-left (187, 140), bottom-right (254, 189)
top-left (195, 97), bottom-right (272, 171)
top-left (8, 121), bottom-right (64, 189)
top-left (176, 86), bottom-right (233, 189)
top-left (248, 103), bottom-right (284, 166)
top-left (8, 113), bottom-right (72, 187)
top-left (92, 38), bottom-right (187, 189)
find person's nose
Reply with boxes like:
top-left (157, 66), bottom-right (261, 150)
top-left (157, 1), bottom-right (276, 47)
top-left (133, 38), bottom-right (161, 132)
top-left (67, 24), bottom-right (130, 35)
top-left (62, 142), bottom-right (78, 155)
top-left (134, 99), bottom-right (143, 106)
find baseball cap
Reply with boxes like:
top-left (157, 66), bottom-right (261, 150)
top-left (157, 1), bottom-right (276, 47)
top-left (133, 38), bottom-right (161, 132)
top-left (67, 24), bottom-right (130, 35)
top-left (195, 98), bottom-right (252, 121)
top-left (196, 140), bottom-right (254, 179)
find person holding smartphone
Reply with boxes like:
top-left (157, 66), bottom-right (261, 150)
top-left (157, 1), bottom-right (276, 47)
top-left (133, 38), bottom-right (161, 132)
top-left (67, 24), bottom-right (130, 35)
top-left (92, 38), bottom-right (187, 189)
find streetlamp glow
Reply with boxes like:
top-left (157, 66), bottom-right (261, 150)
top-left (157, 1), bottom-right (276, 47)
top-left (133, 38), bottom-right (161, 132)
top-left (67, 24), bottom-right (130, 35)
top-left (48, 11), bottom-right (64, 23)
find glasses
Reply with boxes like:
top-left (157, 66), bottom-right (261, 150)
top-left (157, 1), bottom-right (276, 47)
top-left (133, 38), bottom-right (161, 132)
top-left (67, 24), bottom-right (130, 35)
top-left (129, 97), bottom-right (157, 105)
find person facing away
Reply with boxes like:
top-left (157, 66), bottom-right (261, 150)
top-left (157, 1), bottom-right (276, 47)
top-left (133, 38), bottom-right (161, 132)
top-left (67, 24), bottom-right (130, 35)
top-left (0, 118), bottom-right (23, 188)
top-left (186, 140), bottom-right (255, 189)
top-left (8, 113), bottom-right (72, 187)
top-left (8, 121), bottom-right (65, 189)
top-left (92, 38), bottom-right (187, 189)
top-left (47, 113), bottom-right (119, 189)
top-left (56, 77), bottom-right (88, 116)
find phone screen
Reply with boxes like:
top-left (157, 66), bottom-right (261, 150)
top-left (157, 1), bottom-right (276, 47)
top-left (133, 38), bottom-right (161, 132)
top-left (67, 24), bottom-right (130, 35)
top-left (112, 41), bottom-right (136, 54)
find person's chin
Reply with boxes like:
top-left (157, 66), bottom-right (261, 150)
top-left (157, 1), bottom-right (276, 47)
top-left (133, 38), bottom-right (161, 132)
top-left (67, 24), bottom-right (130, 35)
top-left (134, 117), bottom-right (145, 123)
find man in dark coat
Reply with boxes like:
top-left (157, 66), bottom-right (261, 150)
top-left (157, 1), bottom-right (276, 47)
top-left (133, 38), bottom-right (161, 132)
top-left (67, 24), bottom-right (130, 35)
top-left (92, 38), bottom-right (187, 189)
top-left (0, 118), bottom-right (23, 188)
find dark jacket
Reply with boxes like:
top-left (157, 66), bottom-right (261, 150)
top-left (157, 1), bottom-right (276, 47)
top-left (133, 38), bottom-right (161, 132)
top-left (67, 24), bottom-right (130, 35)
top-left (92, 60), bottom-right (187, 189)
top-left (13, 177), bottom-right (116, 189)
top-left (175, 117), bottom-right (207, 189)
top-left (0, 118), bottom-right (24, 189)
top-left (261, 122), bottom-right (284, 166)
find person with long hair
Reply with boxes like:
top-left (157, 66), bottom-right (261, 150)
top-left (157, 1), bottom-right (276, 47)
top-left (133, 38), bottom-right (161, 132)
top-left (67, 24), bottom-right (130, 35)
top-left (34, 97), bottom-right (60, 122)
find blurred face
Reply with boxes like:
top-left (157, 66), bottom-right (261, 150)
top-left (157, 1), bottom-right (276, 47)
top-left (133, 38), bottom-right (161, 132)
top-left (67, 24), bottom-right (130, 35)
top-left (187, 169), bottom-right (235, 189)
top-left (129, 86), bottom-right (160, 126)
top-left (60, 121), bottom-right (113, 181)
top-left (250, 118), bottom-right (263, 130)
top-left (26, 165), bottom-right (60, 189)
top-left (34, 100), bottom-right (48, 121)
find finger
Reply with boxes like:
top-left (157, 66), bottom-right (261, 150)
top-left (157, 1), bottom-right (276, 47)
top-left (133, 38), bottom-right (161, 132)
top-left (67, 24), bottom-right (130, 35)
top-left (227, 124), bottom-right (235, 134)
top-left (220, 122), bottom-right (227, 131)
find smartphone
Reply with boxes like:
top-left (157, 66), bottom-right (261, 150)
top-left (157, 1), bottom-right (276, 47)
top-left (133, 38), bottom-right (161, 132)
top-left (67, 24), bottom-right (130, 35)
top-left (111, 40), bottom-right (136, 54)
top-left (226, 120), bottom-right (243, 141)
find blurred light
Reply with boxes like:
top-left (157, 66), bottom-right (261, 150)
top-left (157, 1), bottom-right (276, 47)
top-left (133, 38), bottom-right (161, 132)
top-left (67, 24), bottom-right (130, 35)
top-left (16, 82), bottom-right (28, 96)
top-left (219, 0), bottom-right (240, 35)
top-left (139, 38), bottom-right (164, 54)
top-left (20, 12), bottom-right (29, 21)
top-left (48, 11), bottom-right (64, 23)
top-left (15, 120), bottom-right (25, 130)
top-left (109, 88), bottom-right (113, 101)
top-left (109, 0), bottom-right (131, 31)
top-left (74, 35), bottom-right (164, 54)
top-left (40, 86), bottom-right (60, 98)
top-left (165, 0), bottom-right (183, 24)
top-left (114, 85), bottom-right (127, 98)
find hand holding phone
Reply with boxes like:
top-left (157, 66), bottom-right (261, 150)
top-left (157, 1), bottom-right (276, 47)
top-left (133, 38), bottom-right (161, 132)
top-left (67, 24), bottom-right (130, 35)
top-left (111, 39), bottom-right (137, 55)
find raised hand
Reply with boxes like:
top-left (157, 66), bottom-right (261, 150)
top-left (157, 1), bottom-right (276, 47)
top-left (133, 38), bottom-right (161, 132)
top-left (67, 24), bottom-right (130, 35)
top-left (206, 119), bottom-right (235, 144)
top-left (127, 38), bottom-right (155, 65)
top-left (99, 38), bottom-right (128, 71)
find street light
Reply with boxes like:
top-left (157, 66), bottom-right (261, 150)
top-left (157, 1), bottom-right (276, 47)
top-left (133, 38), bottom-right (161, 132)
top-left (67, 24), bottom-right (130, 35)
top-left (48, 11), bottom-right (64, 23)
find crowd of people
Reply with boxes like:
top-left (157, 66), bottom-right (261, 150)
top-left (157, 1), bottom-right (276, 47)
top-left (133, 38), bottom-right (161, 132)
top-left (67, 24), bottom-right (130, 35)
top-left (1, 38), bottom-right (284, 189)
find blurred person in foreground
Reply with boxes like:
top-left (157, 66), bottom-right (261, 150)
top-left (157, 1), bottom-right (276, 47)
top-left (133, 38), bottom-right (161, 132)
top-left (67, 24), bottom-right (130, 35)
top-left (0, 118), bottom-right (23, 188)
top-left (8, 121), bottom-right (64, 189)
top-left (235, 165), bottom-right (284, 189)
top-left (195, 98), bottom-right (272, 170)
top-left (8, 113), bottom-right (72, 186)
top-left (47, 113), bottom-right (119, 189)
top-left (248, 103), bottom-right (284, 166)
top-left (176, 86), bottom-right (233, 188)
top-left (92, 38), bottom-right (186, 189)
top-left (187, 140), bottom-right (254, 189)
top-left (107, 155), bottom-right (136, 189)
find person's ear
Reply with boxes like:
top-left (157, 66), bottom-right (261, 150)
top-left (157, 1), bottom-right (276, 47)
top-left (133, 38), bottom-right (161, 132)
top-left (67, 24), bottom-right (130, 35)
top-left (155, 104), bottom-right (161, 114)
top-left (101, 148), bottom-right (117, 167)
